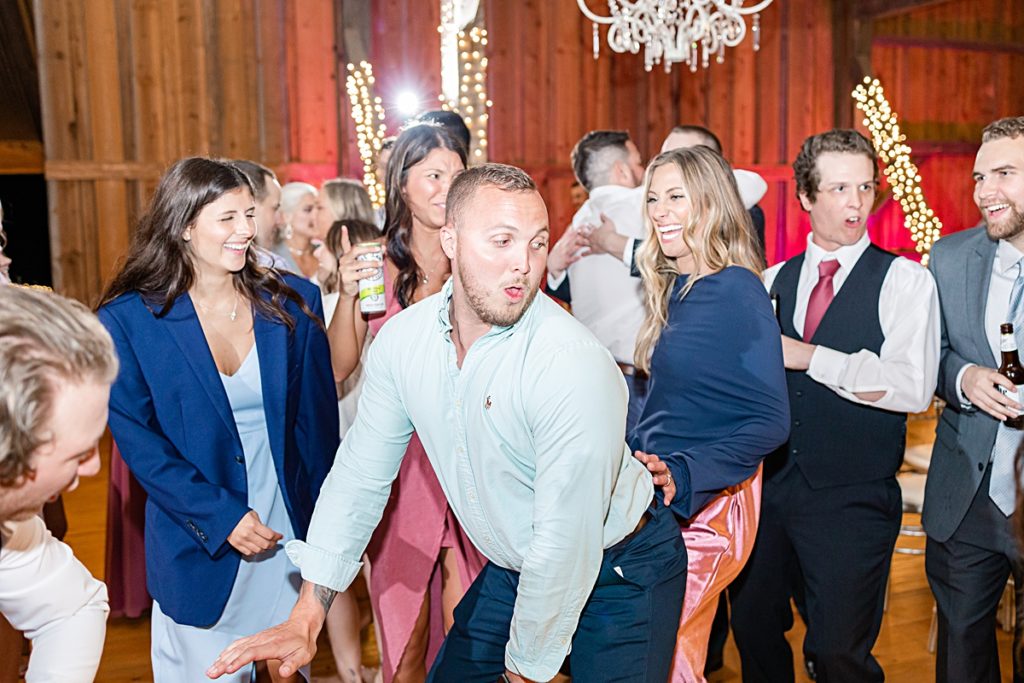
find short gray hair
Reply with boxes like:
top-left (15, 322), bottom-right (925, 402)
top-left (446, 163), bottom-right (537, 228)
top-left (280, 181), bottom-right (318, 216)
top-left (0, 287), bottom-right (118, 485)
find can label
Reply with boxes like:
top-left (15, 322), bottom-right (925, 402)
top-left (356, 245), bottom-right (386, 314)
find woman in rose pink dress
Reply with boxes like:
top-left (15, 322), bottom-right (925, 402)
top-left (325, 122), bottom-right (485, 683)
top-left (629, 145), bottom-right (790, 682)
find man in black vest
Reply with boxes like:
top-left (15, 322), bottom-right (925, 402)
top-left (728, 129), bottom-right (940, 682)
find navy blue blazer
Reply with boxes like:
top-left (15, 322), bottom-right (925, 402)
top-left (98, 275), bottom-right (339, 627)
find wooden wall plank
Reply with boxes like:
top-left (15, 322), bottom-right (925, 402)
top-left (0, 139), bottom-right (43, 173)
top-left (81, 0), bottom-right (129, 285)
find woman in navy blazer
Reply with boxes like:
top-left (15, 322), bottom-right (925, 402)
top-left (97, 158), bottom-right (338, 681)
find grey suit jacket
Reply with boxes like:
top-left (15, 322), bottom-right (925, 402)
top-left (923, 226), bottom-right (1002, 542)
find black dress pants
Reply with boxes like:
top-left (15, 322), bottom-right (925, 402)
top-left (729, 465), bottom-right (901, 682)
top-left (926, 464), bottom-right (1022, 683)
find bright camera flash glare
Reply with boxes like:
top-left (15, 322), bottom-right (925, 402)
top-left (396, 91), bottom-right (420, 116)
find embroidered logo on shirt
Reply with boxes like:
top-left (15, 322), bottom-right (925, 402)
top-left (485, 395), bottom-right (492, 409)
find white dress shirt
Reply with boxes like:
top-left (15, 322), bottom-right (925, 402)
top-left (0, 516), bottom-right (108, 682)
top-left (955, 239), bottom-right (1024, 403)
top-left (547, 185), bottom-right (647, 365)
top-left (763, 233), bottom-right (940, 413)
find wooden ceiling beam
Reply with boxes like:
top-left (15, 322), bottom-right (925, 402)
top-left (855, 0), bottom-right (954, 20)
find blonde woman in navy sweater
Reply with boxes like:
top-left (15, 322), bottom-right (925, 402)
top-left (629, 145), bottom-right (790, 681)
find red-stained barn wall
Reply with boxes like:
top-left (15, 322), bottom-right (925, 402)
top-left (304, 0), bottom-right (1024, 263)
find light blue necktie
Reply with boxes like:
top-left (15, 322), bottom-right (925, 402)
top-left (989, 259), bottom-right (1024, 516)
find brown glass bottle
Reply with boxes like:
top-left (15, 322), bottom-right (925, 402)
top-left (998, 323), bottom-right (1024, 429)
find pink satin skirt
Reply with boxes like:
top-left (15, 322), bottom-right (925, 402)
top-left (670, 466), bottom-right (763, 682)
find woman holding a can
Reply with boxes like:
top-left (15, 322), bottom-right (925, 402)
top-left (325, 122), bottom-right (485, 683)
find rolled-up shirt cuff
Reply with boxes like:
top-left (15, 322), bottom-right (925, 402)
top-left (734, 169), bottom-right (768, 209)
top-left (284, 539), bottom-right (362, 593)
top-left (955, 363), bottom-right (976, 408)
top-left (806, 344), bottom-right (848, 387)
top-left (504, 600), bottom-right (584, 681)
top-left (622, 238), bottom-right (636, 269)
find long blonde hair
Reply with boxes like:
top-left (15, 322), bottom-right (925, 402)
top-left (634, 146), bottom-right (765, 371)
top-left (321, 178), bottom-right (375, 225)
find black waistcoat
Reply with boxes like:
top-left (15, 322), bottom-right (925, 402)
top-left (768, 244), bottom-right (906, 488)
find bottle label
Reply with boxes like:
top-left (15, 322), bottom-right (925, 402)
top-left (1001, 333), bottom-right (1019, 353)
top-left (998, 385), bottom-right (1024, 416)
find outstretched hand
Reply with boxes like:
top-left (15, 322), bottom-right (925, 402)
top-left (634, 450), bottom-right (676, 506)
top-left (206, 617), bottom-right (317, 679)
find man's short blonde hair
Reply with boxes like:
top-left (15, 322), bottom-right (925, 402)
top-left (0, 287), bottom-right (118, 485)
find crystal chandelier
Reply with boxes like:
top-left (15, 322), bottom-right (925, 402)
top-left (577, 0), bottom-right (774, 72)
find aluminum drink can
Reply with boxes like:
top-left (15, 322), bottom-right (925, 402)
top-left (357, 242), bottom-right (386, 314)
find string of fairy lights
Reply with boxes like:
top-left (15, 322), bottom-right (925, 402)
top-left (441, 26), bottom-right (491, 162)
top-left (853, 76), bottom-right (942, 263)
top-left (346, 17), bottom-right (491, 197)
top-left (345, 61), bottom-right (388, 208)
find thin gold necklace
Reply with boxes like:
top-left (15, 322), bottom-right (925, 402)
top-left (196, 290), bottom-right (240, 322)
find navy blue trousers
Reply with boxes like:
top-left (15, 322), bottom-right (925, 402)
top-left (625, 372), bottom-right (648, 437)
top-left (427, 503), bottom-right (687, 683)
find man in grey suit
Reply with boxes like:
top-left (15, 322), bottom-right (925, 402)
top-left (925, 116), bottom-right (1024, 682)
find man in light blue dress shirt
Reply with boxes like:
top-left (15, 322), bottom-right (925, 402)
top-left (209, 164), bottom-right (687, 682)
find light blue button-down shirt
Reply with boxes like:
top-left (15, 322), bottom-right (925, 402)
top-left (286, 279), bottom-right (653, 680)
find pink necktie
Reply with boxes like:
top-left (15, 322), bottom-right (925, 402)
top-left (803, 259), bottom-right (841, 342)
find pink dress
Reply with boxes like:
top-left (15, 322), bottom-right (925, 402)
top-left (671, 467), bottom-right (762, 682)
top-left (363, 271), bottom-right (486, 681)
top-left (105, 442), bottom-right (151, 618)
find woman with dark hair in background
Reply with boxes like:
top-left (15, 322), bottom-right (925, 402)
top-left (97, 157), bottom-right (338, 681)
top-left (630, 146), bottom-right (789, 681)
top-left (325, 122), bottom-right (484, 683)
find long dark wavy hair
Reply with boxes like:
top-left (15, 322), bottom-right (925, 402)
top-left (99, 157), bottom-right (317, 330)
top-left (384, 122), bottom-right (467, 309)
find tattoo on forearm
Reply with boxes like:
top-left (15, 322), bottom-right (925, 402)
top-left (313, 583), bottom-right (337, 614)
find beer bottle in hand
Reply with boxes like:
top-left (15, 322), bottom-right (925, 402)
top-left (998, 323), bottom-right (1024, 429)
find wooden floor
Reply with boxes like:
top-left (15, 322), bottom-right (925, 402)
top-left (55, 417), bottom-right (1017, 682)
